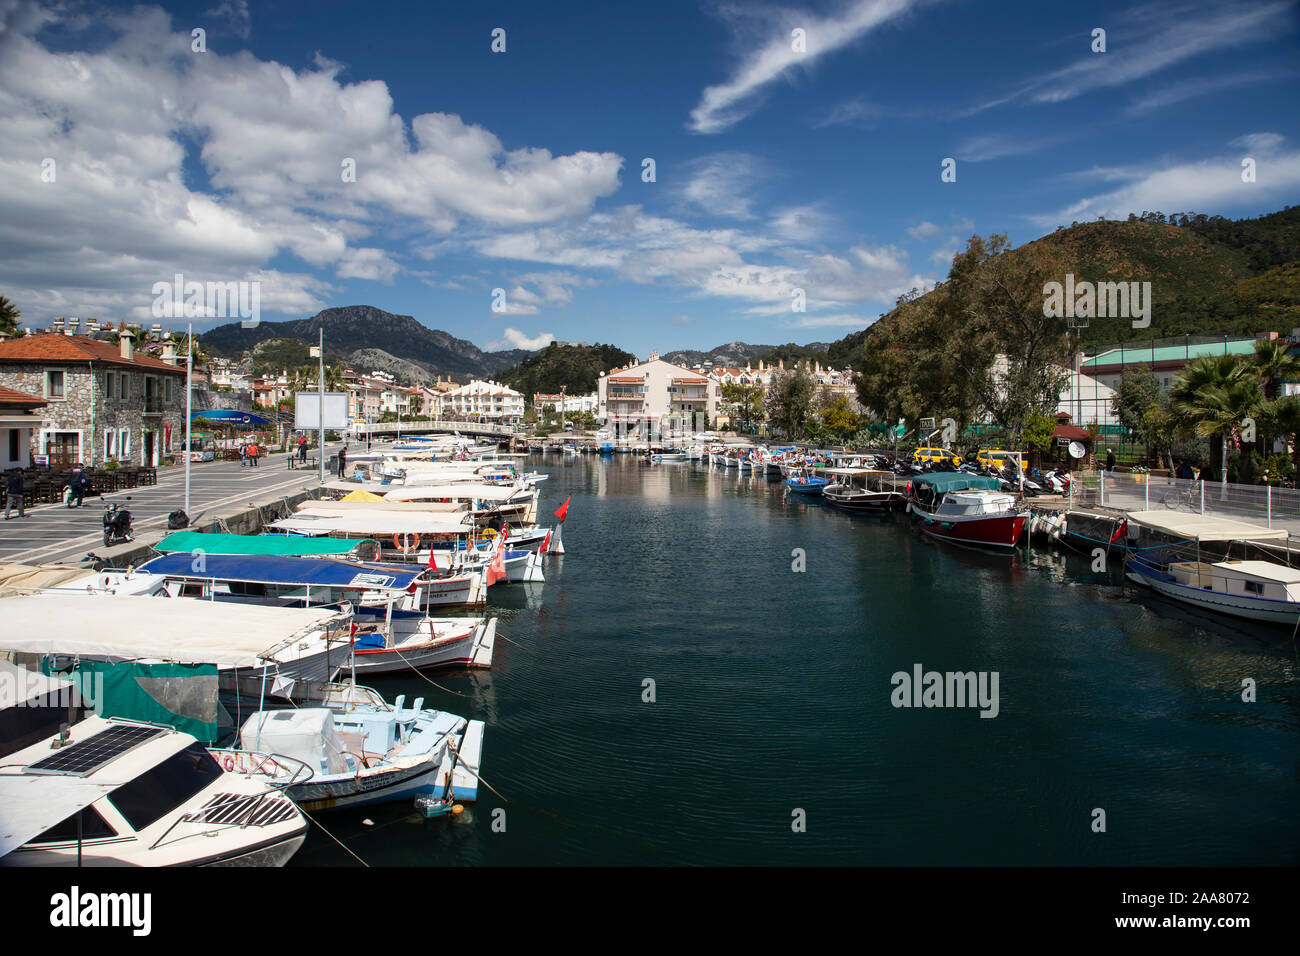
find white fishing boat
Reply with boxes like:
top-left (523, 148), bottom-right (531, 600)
top-left (1124, 512), bottom-right (1300, 624)
top-left (1, 710), bottom-right (308, 867)
top-left (822, 469), bottom-right (906, 511)
top-left (230, 688), bottom-right (484, 811)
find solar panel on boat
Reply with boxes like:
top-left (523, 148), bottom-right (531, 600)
top-left (26, 725), bottom-right (167, 776)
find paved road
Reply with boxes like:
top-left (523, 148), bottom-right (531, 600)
top-left (0, 447), bottom-right (342, 566)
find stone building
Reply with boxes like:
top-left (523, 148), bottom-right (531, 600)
top-left (0, 385), bottom-right (47, 470)
top-left (0, 333), bottom-right (187, 467)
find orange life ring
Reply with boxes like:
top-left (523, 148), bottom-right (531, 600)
top-left (393, 532), bottom-right (421, 553)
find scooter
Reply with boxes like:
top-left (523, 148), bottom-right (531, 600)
top-left (102, 496), bottom-right (133, 546)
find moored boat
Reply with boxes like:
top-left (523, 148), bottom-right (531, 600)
top-left (907, 473), bottom-right (1027, 549)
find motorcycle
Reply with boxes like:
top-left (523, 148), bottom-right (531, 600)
top-left (102, 496), bottom-right (134, 546)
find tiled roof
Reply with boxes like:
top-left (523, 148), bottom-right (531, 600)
top-left (0, 385), bottom-right (46, 408)
top-left (0, 334), bottom-right (184, 373)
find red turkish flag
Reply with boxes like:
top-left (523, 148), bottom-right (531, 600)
top-left (554, 497), bottom-right (571, 523)
top-left (485, 527), bottom-right (508, 586)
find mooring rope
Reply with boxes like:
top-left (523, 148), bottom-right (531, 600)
top-left (297, 804), bottom-right (370, 867)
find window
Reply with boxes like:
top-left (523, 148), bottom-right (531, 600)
top-left (104, 429), bottom-right (116, 459)
top-left (0, 703), bottom-right (86, 759)
top-left (7, 429), bottom-right (17, 463)
top-left (45, 370), bottom-right (65, 399)
top-left (108, 742), bottom-right (223, 832)
top-left (1243, 580), bottom-right (1265, 595)
top-left (164, 378), bottom-right (173, 403)
top-left (105, 371), bottom-right (115, 398)
top-left (27, 805), bottom-right (117, 845)
top-left (119, 429), bottom-right (130, 459)
top-left (119, 372), bottom-right (130, 400)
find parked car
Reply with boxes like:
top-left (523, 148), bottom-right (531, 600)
top-left (912, 447), bottom-right (962, 467)
top-left (977, 449), bottom-right (1026, 473)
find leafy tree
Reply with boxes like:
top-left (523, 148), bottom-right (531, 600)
top-left (820, 395), bottom-right (861, 440)
top-left (720, 381), bottom-right (765, 429)
top-left (1169, 355), bottom-right (1261, 480)
top-left (765, 367), bottom-right (815, 438)
top-left (1112, 369), bottom-right (1161, 458)
top-left (1020, 411), bottom-right (1057, 460)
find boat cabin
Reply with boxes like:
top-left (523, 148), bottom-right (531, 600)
top-left (1168, 559), bottom-right (1300, 601)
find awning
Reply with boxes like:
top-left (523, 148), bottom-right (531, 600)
top-left (1127, 511), bottom-right (1290, 543)
top-left (154, 531), bottom-right (373, 556)
top-left (0, 416), bottom-right (46, 429)
top-left (139, 553), bottom-right (422, 591)
top-left (911, 473), bottom-right (1002, 493)
top-left (0, 595), bottom-right (343, 667)
top-left (269, 511), bottom-right (475, 536)
top-left (383, 483), bottom-right (530, 502)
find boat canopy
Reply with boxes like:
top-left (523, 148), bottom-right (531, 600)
top-left (1128, 511), bottom-right (1290, 543)
top-left (824, 468), bottom-right (891, 476)
top-left (382, 484), bottom-right (530, 502)
top-left (139, 553), bottom-right (424, 591)
top-left (0, 563), bottom-right (96, 596)
top-left (0, 775), bottom-right (122, 859)
top-left (911, 473), bottom-right (1002, 493)
top-left (269, 511), bottom-right (475, 536)
top-left (154, 531), bottom-right (373, 557)
top-left (0, 595), bottom-right (344, 667)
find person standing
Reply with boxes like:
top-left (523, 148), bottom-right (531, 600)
top-left (298, 434), bottom-right (308, 463)
top-left (1105, 449), bottom-right (1116, 473)
top-left (337, 442), bottom-right (347, 478)
top-left (249, 441), bottom-right (259, 468)
top-left (240, 443), bottom-right (247, 468)
top-left (4, 469), bottom-right (25, 519)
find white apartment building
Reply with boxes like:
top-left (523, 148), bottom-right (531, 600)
top-left (436, 379), bottom-right (525, 423)
top-left (533, 392), bottom-right (599, 415)
top-left (597, 352), bottom-right (719, 432)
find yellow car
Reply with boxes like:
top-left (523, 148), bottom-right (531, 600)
top-left (912, 447), bottom-right (963, 467)
top-left (977, 449), bottom-right (1026, 473)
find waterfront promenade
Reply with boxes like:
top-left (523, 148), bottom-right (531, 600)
top-left (0, 446), bottom-right (341, 566)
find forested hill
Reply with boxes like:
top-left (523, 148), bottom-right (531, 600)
top-left (498, 342), bottom-right (636, 398)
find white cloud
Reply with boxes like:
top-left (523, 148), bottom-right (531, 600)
top-left (487, 328), bottom-right (555, 351)
top-left (679, 152), bottom-right (767, 219)
top-left (0, 7), bottom-right (623, 323)
top-left (783, 313), bottom-right (875, 328)
top-left (966, 0), bottom-right (1295, 115)
top-left (1126, 69), bottom-right (1290, 115)
top-left (689, 0), bottom-right (925, 134)
top-left (812, 96), bottom-right (880, 129)
top-left (1030, 135), bottom-right (1300, 227)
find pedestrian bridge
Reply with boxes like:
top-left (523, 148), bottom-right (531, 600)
top-left (351, 420), bottom-right (516, 440)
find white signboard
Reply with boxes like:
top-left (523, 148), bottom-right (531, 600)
top-left (295, 392), bottom-right (349, 430)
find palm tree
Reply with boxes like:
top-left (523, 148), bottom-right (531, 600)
top-left (1260, 395), bottom-right (1300, 475)
top-left (1251, 339), bottom-right (1300, 401)
top-left (0, 296), bottom-right (19, 336)
top-left (1170, 356), bottom-right (1261, 492)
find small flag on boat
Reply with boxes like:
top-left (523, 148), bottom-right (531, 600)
top-left (554, 497), bottom-right (571, 523)
top-left (540, 529), bottom-right (551, 554)
top-left (1109, 519), bottom-right (1128, 544)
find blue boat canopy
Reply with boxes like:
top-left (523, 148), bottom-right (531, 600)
top-left (138, 553), bottom-right (422, 591)
top-left (911, 472), bottom-right (1003, 493)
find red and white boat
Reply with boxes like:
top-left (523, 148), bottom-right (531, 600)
top-left (907, 472), bottom-right (1027, 549)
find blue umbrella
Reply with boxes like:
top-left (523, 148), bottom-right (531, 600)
top-left (190, 409), bottom-right (272, 426)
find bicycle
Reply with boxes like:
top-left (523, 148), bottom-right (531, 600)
top-left (1161, 484), bottom-right (1198, 512)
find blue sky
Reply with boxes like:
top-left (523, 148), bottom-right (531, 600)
top-left (2, 0), bottom-right (1298, 357)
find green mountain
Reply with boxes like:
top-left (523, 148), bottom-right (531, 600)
top-left (499, 342), bottom-right (636, 399)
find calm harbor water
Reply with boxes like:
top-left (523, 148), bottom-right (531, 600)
top-left (293, 456), bottom-right (1300, 866)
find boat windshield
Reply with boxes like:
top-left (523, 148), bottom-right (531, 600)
top-left (108, 742), bottom-right (223, 832)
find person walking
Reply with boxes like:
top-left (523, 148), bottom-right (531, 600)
top-left (67, 464), bottom-right (89, 508)
top-left (337, 442), bottom-right (348, 478)
top-left (1105, 449), bottom-right (1116, 473)
top-left (4, 469), bottom-right (25, 519)
top-left (240, 443), bottom-right (247, 467)
top-left (298, 434), bottom-right (308, 463)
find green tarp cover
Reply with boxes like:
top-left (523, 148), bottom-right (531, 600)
top-left (155, 531), bottom-right (370, 556)
top-left (911, 472), bottom-right (1003, 493)
top-left (42, 659), bottom-right (224, 744)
